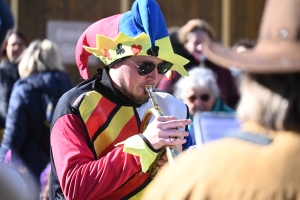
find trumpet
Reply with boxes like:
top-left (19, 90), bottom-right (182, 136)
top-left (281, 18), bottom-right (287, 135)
top-left (140, 85), bottom-right (179, 177)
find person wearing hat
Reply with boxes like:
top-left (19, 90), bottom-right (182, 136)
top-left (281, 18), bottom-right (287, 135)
top-left (49, 0), bottom-right (192, 199)
top-left (142, 0), bottom-right (300, 199)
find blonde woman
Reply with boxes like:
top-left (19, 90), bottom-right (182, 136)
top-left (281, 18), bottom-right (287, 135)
top-left (0, 39), bottom-right (73, 200)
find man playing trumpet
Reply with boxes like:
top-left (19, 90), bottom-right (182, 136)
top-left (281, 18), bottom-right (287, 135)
top-left (49, 0), bottom-right (192, 199)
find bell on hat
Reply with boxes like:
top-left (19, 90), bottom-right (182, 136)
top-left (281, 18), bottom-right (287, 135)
top-left (75, 0), bottom-right (189, 80)
top-left (203, 0), bottom-right (300, 73)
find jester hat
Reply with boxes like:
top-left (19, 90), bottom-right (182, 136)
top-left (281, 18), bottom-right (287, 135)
top-left (75, 0), bottom-right (189, 80)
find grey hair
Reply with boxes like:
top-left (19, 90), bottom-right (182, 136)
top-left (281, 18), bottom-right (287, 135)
top-left (237, 73), bottom-right (300, 132)
top-left (18, 39), bottom-right (64, 78)
top-left (173, 67), bottom-right (220, 100)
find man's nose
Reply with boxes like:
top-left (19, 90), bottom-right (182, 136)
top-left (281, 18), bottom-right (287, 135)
top-left (146, 67), bottom-right (159, 82)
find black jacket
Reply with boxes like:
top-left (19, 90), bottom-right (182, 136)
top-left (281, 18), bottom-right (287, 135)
top-left (0, 70), bottom-right (73, 182)
top-left (0, 60), bottom-right (20, 129)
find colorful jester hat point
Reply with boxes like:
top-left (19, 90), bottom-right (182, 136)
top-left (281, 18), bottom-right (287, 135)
top-left (75, 0), bottom-right (190, 80)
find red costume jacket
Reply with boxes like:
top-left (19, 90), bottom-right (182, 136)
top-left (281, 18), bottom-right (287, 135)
top-left (50, 69), bottom-right (190, 200)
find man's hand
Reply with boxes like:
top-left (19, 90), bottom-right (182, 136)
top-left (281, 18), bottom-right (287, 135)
top-left (142, 116), bottom-right (191, 150)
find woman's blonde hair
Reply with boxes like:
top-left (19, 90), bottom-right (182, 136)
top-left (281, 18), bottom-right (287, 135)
top-left (237, 73), bottom-right (300, 132)
top-left (18, 39), bottom-right (64, 78)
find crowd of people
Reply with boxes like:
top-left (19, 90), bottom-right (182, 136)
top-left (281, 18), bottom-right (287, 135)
top-left (157, 18), bottom-right (240, 109)
top-left (1, 0), bottom-right (299, 199)
top-left (0, 38), bottom-right (73, 200)
top-left (0, 2), bottom-right (74, 200)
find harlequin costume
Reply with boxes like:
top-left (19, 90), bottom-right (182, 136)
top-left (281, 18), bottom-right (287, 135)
top-left (50, 0), bottom-right (192, 199)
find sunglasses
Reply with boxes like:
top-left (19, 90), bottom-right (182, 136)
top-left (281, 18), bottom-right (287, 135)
top-left (188, 94), bottom-right (210, 103)
top-left (128, 58), bottom-right (173, 76)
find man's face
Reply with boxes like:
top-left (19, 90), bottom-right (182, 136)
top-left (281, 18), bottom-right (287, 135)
top-left (109, 56), bottom-right (164, 104)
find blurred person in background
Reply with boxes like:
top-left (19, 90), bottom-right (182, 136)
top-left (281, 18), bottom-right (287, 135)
top-left (0, 0), bottom-right (14, 48)
top-left (157, 18), bottom-right (239, 109)
top-left (0, 29), bottom-right (28, 64)
top-left (0, 29), bottom-right (29, 141)
top-left (173, 67), bottom-right (234, 145)
top-left (0, 39), bottom-right (73, 200)
top-left (142, 0), bottom-right (300, 199)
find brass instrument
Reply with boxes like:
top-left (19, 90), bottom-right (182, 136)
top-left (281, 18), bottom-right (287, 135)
top-left (140, 85), bottom-right (179, 177)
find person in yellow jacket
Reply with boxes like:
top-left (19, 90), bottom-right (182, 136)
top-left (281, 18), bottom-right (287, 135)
top-left (142, 0), bottom-right (300, 199)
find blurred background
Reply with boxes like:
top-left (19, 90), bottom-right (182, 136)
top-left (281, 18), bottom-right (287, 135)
top-left (6, 0), bottom-right (266, 85)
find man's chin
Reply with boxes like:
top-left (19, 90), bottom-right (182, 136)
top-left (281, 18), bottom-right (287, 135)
top-left (135, 96), bottom-right (149, 105)
top-left (134, 87), bottom-right (150, 104)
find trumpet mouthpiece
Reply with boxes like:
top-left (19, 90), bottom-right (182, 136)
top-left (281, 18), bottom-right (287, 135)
top-left (144, 85), bottom-right (153, 92)
top-left (144, 85), bottom-right (158, 108)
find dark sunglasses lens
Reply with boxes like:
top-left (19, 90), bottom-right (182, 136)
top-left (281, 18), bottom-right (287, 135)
top-left (138, 62), bottom-right (156, 76)
top-left (157, 62), bottom-right (173, 74)
top-left (188, 95), bottom-right (197, 103)
top-left (200, 94), bottom-right (210, 101)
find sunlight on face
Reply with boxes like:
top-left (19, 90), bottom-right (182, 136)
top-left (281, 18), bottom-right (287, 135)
top-left (109, 56), bottom-right (164, 104)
